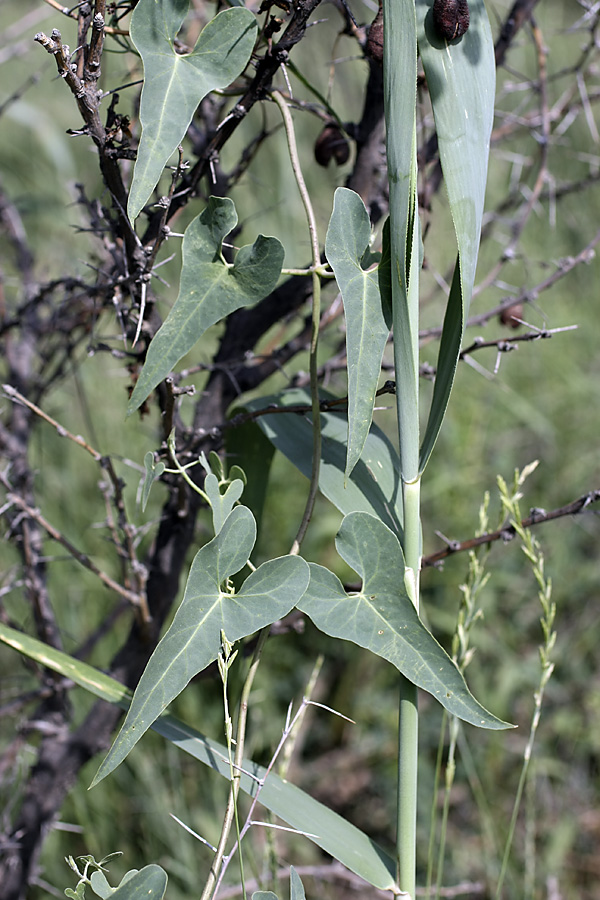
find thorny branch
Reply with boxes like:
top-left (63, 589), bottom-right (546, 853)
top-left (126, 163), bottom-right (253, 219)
top-left (422, 489), bottom-right (600, 569)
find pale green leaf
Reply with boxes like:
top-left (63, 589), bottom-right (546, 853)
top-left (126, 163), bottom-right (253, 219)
top-left (90, 870), bottom-right (117, 899)
top-left (299, 512), bottom-right (510, 729)
top-left (0, 623), bottom-right (397, 891)
top-left (128, 1), bottom-right (257, 220)
top-left (325, 188), bottom-right (392, 479)
top-left (383, 0), bottom-right (420, 481)
top-left (92, 507), bottom-right (309, 785)
top-left (108, 865), bottom-right (167, 900)
top-left (417, 0), bottom-right (495, 472)
top-left (242, 388), bottom-right (403, 537)
top-left (128, 198), bottom-right (284, 414)
top-left (204, 472), bottom-right (244, 535)
top-left (289, 868), bottom-right (306, 900)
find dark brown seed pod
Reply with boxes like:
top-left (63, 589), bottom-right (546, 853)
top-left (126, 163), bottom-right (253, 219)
top-left (365, 1), bottom-right (384, 65)
top-left (499, 303), bottom-right (523, 329)
top-left (432, 0), bottom-right (470, 41)
top-left (314, 124), bottom-right (350, 167)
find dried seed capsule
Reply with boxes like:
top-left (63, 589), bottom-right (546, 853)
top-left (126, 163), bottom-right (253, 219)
top-left (365, 1), bottom-right (384, 64)
top-left (314, 124), bottom-right (350, 167)
top-left (432, 0), bottom-right (470, 41)
top-left (499, 303), bottom-right (523, 329)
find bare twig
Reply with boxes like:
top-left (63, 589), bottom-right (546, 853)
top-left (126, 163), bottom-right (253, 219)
top-left (422, 489), bottom-right (600, 569)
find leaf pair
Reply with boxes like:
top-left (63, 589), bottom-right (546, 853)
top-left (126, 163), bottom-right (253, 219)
top-left (92, 505), bottom-right (309, 786)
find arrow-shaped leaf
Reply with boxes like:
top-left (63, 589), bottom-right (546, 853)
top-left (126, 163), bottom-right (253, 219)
top-left (128, 197), bottom-right (284, 414)
top-left (299, 511), bottom-right (510, 729)
top-left (325, 188), bottom-right (392, 479)
top-left (204, 471), bottom-right (244, 535)
top-left (92, 506), bottom-right (309, 785)
top-left (128, 0), bottom-right (257, 220)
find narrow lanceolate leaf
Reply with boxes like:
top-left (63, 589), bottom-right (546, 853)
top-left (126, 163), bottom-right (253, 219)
top-left (0, 622), bottom-right (395, 891)
top-left (108, 866), bottom-right (168, 900)
top-left (242, 388), bottom-right (403, 537)
top-left (299, 512), bottom-right (510, 729)
top-left (128, 0), bottom-right (257, 220)
top-left (325, 188), bottom-right (392, 479)
top-left (128, 198), bottom-right (284, 414)
top-left (383, 0), bottom-right (421, 482)
top-left (0, 623), bottom-right (398, 891)
top-left (92, 506), bottom-right (309, 785)
top-left (417, 0), bottom-right (495, 473)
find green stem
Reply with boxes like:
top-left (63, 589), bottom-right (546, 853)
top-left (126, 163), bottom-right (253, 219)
top-left (200, 628), bottom-right (270, 900)
top-left (382, 0), bottom-right (420, 884)
top-left (397, 676), bottom-right (418, 897)
top-left (271, 89), bottom-right (322, 556)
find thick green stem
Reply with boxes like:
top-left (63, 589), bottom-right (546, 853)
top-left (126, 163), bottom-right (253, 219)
top-left (397, 676), bottom-right (418, 897)
top-left (382, 0), bottom-right (420, 886)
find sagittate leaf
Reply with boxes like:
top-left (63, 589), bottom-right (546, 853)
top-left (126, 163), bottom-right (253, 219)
top-left (128, 0), bottom-right (257, 220)
top-left (242, 388), bottom-right (403, 537)
top-left (107, 866), bottom-right (167, 900)
top-left (325, 187), bottom-right (392, 479)
top-left (92, 506), bottom-right (309, 785)
top-left (299, 511), bottom-right (510, 729)
top-left (0, 623), bottom-right (398, 891)
top-left (203, 471), bottom-right (244, 535)
top-left (417, 0), bottom-right (495, 473)
top-left (128, 198), bottom-right (284, 414)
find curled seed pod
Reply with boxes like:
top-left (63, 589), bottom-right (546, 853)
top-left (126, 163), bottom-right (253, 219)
top-left (365, 1), bottom-right (384, 64)
top-left (432, 0), bottom-right (470, 41)
top-left (314, 124), bottom-right (350, 167)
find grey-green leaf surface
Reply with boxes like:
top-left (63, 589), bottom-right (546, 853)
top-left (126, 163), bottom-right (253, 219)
top-left (383, 0), bottom-right (420, 481)
top-left (204, 471), bottom-right (244, 535)
top-left (92, 506), bottom-right (309, 785)
top-left (290, 868), bottom-right (306, 900)
top-left (299, 512), bottom-right (510, 729)
top-left (128, 0), bottom-right (257, 220)
top-left (243, 388), bottom-right (403, 537)
top-left (108, 866), bottom-right (167, 900)
top-left (417, 0), bottom-right (495, 473)
top-left (325, 187), bottom-right (392, 479)
top-left (0, 623), bottom-right (397, 891)
top-left (128, 198), bottom-right (284, 414)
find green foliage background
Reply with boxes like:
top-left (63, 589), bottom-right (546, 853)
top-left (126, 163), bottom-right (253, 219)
top-left (0, 0), bottom-right (598, 897)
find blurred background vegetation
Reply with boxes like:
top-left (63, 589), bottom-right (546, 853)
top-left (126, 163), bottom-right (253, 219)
top-left (0, 0), bottom-right (598, 898)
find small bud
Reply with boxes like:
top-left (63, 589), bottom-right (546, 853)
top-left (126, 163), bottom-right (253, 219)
top-left (314, 124), bottom-right (350, 167)
top-left (432, 0), bottom-right (470, 41)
